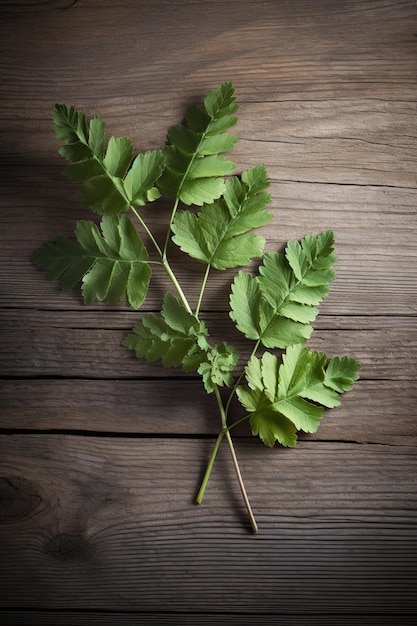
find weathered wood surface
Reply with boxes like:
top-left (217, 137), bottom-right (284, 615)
top-left (1, 437), bottom-right (416, 614)
top-left (1, 0), bottom-right (416, 623)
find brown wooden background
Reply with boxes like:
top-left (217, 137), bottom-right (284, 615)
top-left (1, 1), bottom-right (416, 624)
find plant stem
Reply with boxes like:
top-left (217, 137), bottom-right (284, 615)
top-left (214, 384), bottom-right (228, 430)
top-left (195, 385), bottom-right (227, 504)
top-left (227, 413), bottom-right (251, 432)
top-left (130, 206), bottom-right (163, 257)
top-left (196, 385), bottom-right (258, 533)
top-left (162, 116), bottom-right (215, 260)
top-left (224, 338), bottom-right (261, 418)
top-left (195, 264), bottom-right (210, 318)
top-left (162, 196), bottom-right (180, 259)
top-left (131, 204), bottom-right (193, 314)
top-left (162, 257), bottom-right (193, 314)
top-left (195, 430), bottom-right (225, 504)
top-left (225, 430), bottom-right (258, 534)
top-left (130, 166), bottom-right (258, 531)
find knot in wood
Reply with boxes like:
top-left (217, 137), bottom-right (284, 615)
top-left (45, 533), bottom-right (95, 562)
top-left (0, 476), bottom-right (43, 524)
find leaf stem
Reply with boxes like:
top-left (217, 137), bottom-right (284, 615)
top-left (130, 205), bottom-right (193, 314)
top-left (195, 385), bottom-right (227, 504)
top-left (227, 413), bottom-right (251, 432)
top-left (161, 257), bottom-right (193, 314)
top-left (195, 264), bottom-right (211, 318)
top-left (162, 112), bottom-right (216, 260)
top-left (225, 430), bottom-right (258, 534)
top-left (196, 384), bottom-right (258, 533)
top-left (162, 196), bottom-right (180, 259)
top-left (195, 430), bottom-right (224, 504)
top-left (224, 339), bottom-right (261, 417)
top-left (214, 384), bottom-right (228, 430)
top-left (130, 205), bottom-right (163, 257)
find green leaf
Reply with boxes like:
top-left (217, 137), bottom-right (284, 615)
top-left (123, 293), bottom-right (208, 368)
top-left (54, 104), bottom-right (87, 144)
top-left (195, 342), bottom-right (239, 393)
top-left (123, 150), bottom-right (165, 206)
top-left (236, 345), bottom-right (360, 448)
top-left (54, 107), bottom-right (105, 184)
top-left (161, 292), bottom-right (204, 335)
top-left (324, 356), bottom-right (361, 393)
top-left (259, 230), bottom-right (336, 308)
top-left (229, 272), bottom-right (264, 341)
top-left (177, 177), bottom-right (227, 207)
top-left (230, 231), bottom-right (337, 348)
top-left (32, 235), bottom-right (93, 290)
top-left (187, 154), bottom-right (235, 179)
top-left (158, 81), bottom-right (238, 206)
top-left (230, 272), bottom-right (311, 348)
top-left (77, 176), bottom-right (130, 214)
top-left (53, 104), bottom-right (164, 215)
top-left (123, 317), bottom-right (197, 368)
top-left (249, 406), bottom-right (298, 448)
top-left (172, 166), bottom-right (272, 270)
top-left (285, 230), bottom-right (336, 286)
top-left (54, 104), bottom-right (98, 167)
top-left (32, 215), bottom-right (151, 309)
top-left (198, 134), bottom-right (237, 156)
top-left (123, 292), bottom-right (238, 392)
top-left (63, 158), bottom-right (105, 183)
top-left (167, 125), bottom-right (201, 155)
top-left (204, 81), bottom-right (238, 118)
top-left (103, 136), bottom-right (133, 177)
top-left (241, 165), bottom-right (271, 195)
top-left (88, 116), bottom-right (105, 159)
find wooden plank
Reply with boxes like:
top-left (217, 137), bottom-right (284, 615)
top-left (0, 379), bottom-right (416, 446)
top-left (1, 0), bottom-right (416, 621)
top-left (2, 176), bottom-right (416, 314)
top-left (2, 15), bottom-right (416, 316)
top-left (0, 435), bottom-right (416, 614)
top-left (1, 611), bottom-right (417, 626)
top-left (2, 83), bottom-right (416, 318)
top-left (1, 0), bottom-right (416, 118)
top-left (0, 310), bottom-right (414, 380)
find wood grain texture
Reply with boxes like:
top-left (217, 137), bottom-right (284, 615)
top-left (2, 616), bottom-right (417, 626)
top-left (1, 379), bottom-right (415, 446)
top-left (1, 0), bottom-right (416, 623)
top-left (0, 436), bottom-right (416, 615)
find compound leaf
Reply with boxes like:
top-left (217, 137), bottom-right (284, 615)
top-left (53, 104), bottom-right (164, 215)
top-left (237, 344), bottom-right (360, 447)
top-left (187, 342), bottom-right (239, 393)
top-left (32, 214), bottom-right (151, 309)
top-left (122, 293), bottom-right (208, 368)
top-left (230, 231), bottom-right (337, 348)
top-left (171, 165), bottom-right (272, 270)
top-left (230, 272), bottom-right (311, 348)
top-left (158, 81), bottom-right (238, 206)
top-left (123, 292), bottom-right (239, 392)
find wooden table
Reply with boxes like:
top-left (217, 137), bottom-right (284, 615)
top-left (1, 1), bottom-right (416, 623)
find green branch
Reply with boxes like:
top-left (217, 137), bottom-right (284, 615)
top-left (33, 83), bottom-right (360, 534)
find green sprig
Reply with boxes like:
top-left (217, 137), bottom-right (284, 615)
top-left (32, 82), bottom-right (360, 533)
